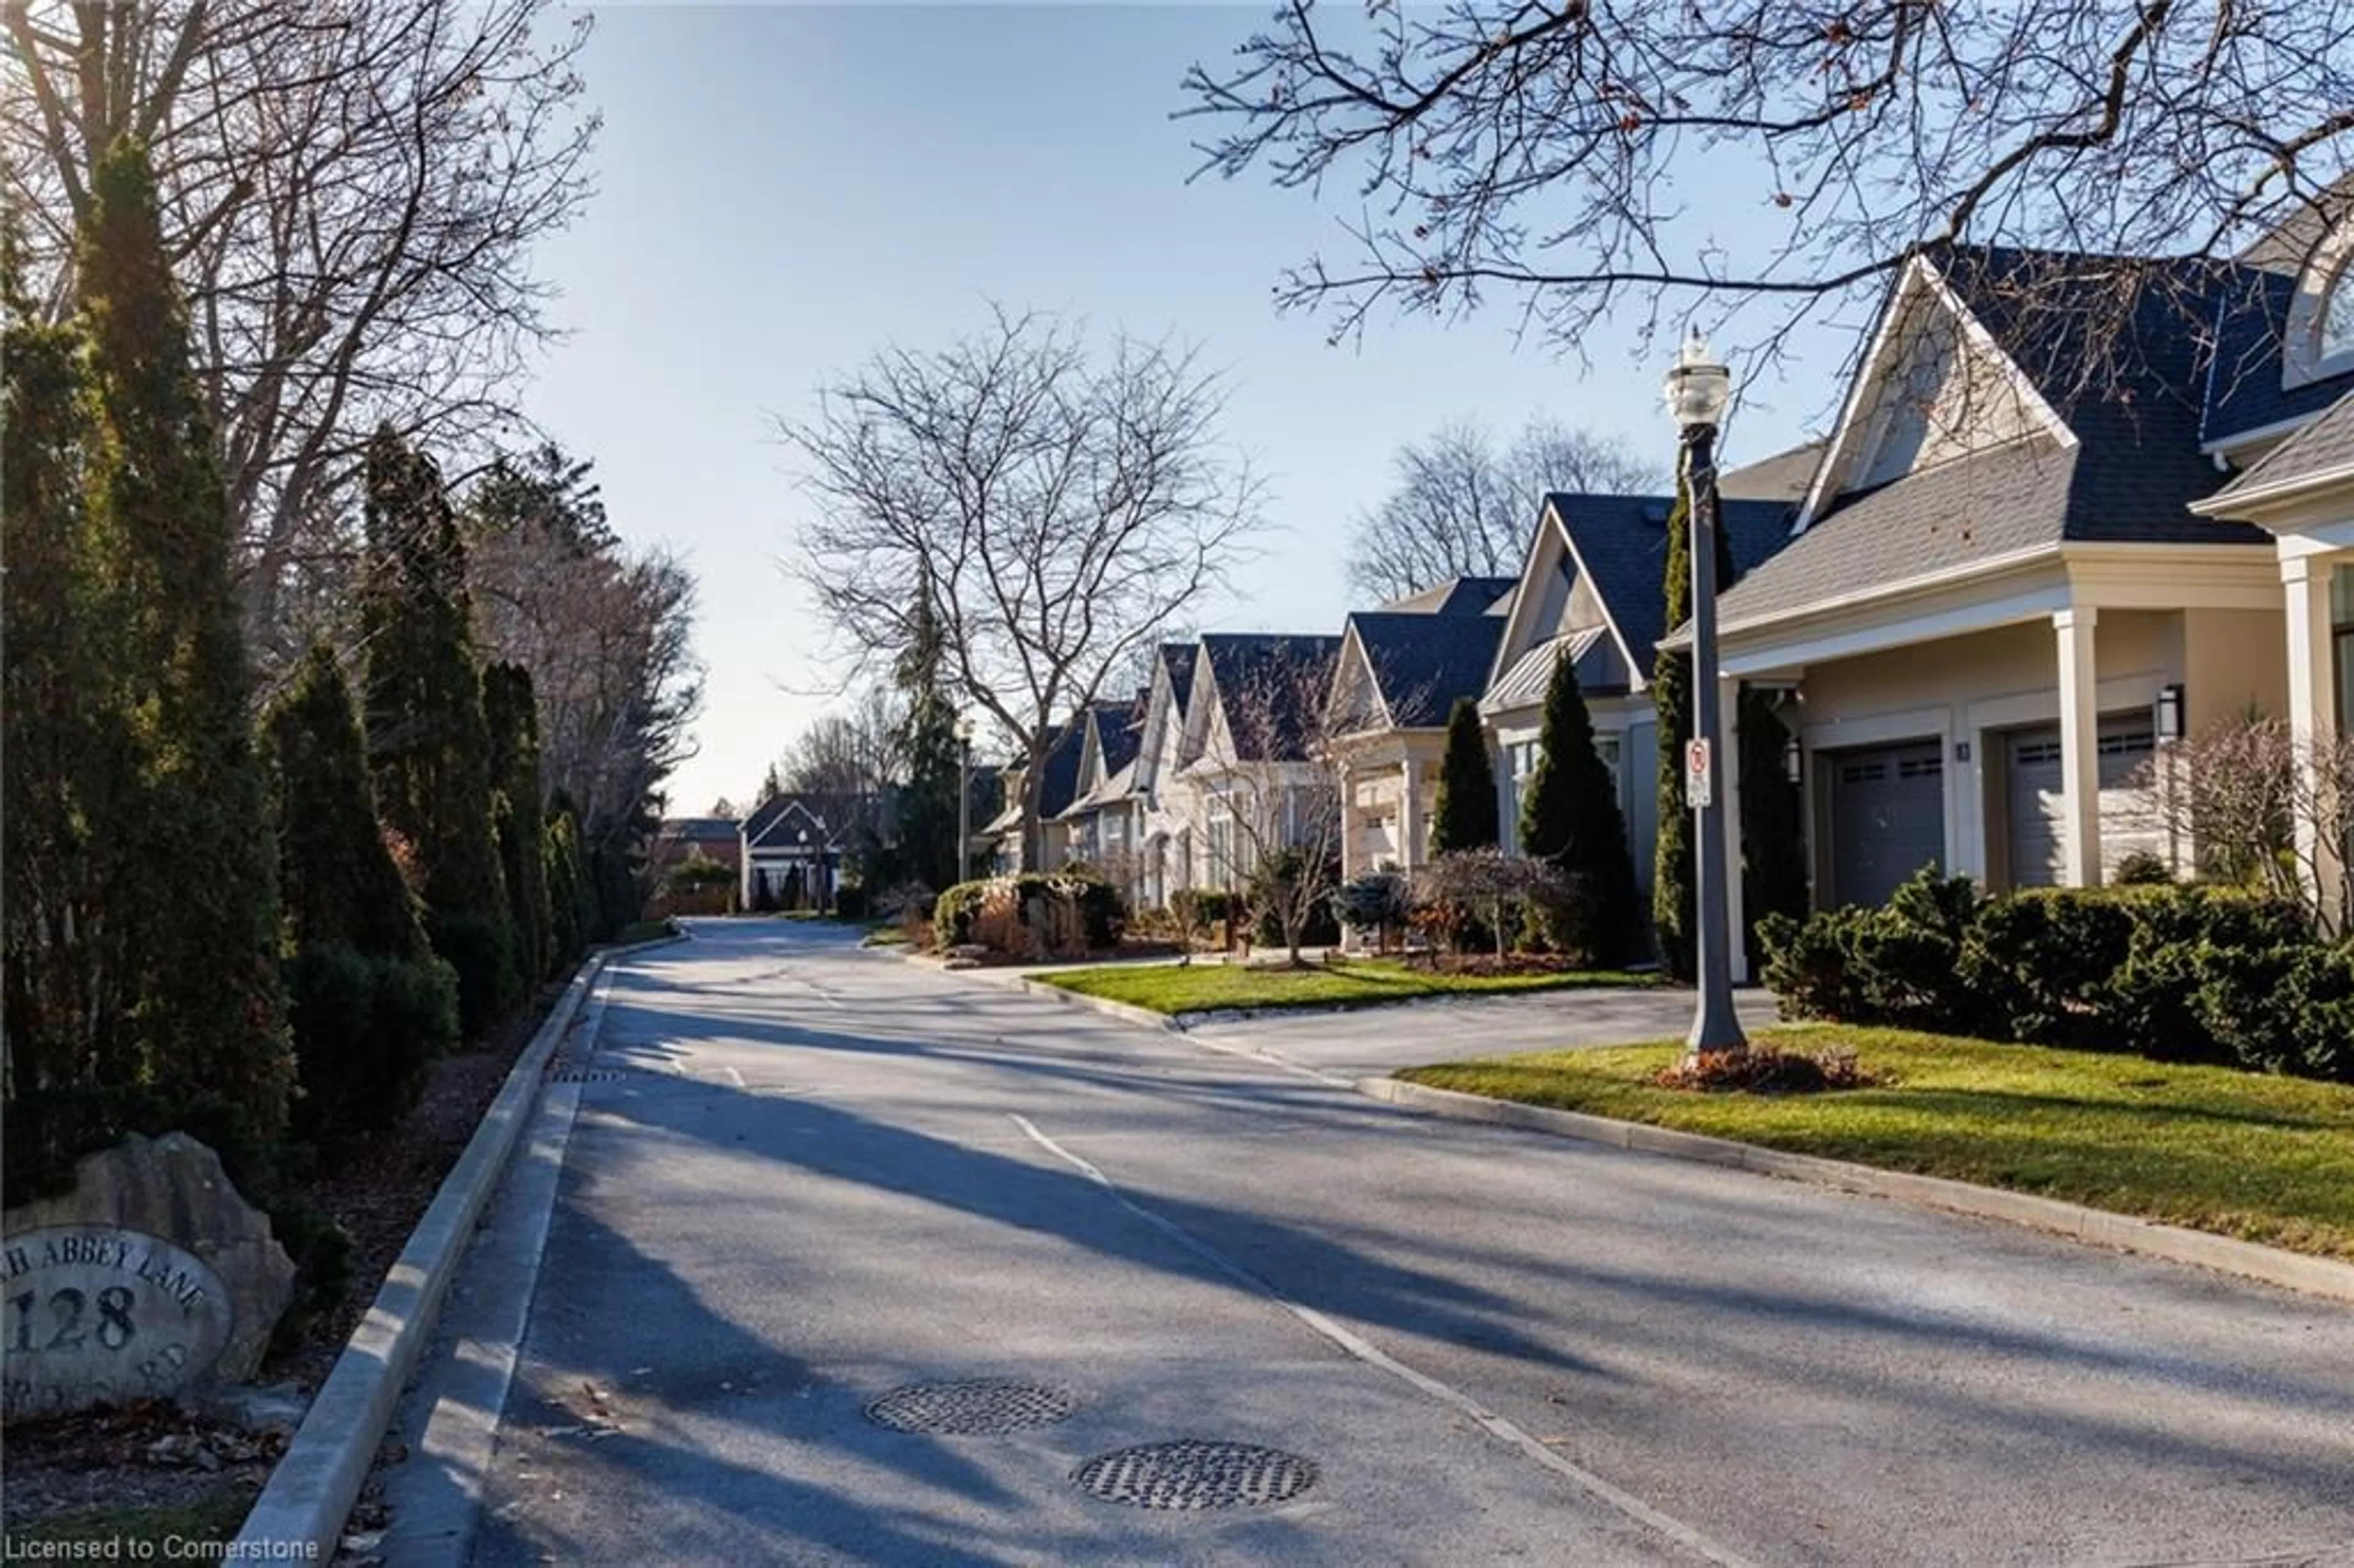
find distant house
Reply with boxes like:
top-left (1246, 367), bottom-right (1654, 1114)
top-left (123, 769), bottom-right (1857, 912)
top-left (1480, 487), bottom-right (1794, 900)
top-left (1178, 633), bottom-right (1345, 893)
top-left (1327, 577), bottom-right (1517, 880)
top-left (1057, 693), bottom-right (1151, 903)
top-left (739, 794), bottom-right (845, 910)
top-left (650, 816), bottom-right (742, 881)
top-left (975, 716), bottom-right (1089, 873)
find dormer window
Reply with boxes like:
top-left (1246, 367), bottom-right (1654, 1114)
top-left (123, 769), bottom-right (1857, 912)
top-left (2285, 216), bottom-right (2354, 390)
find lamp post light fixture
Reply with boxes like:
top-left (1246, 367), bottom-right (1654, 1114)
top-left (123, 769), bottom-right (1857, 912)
top-left (2155, 683), bottom-right (2187, 744)
top-left (1663, 329), bottom-right (1750, 1059)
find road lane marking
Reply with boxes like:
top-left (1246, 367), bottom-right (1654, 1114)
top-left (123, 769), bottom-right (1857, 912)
top-left (1010, 1113), bottom-right (1758, 1568)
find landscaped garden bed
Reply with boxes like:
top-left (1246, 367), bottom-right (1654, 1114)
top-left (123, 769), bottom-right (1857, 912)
top-left (1043, 956), bottom-right (1656, 1016)
top-left (1401, 1025), bottom-right (2354, 1260)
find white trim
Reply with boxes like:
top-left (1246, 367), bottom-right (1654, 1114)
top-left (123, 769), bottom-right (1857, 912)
top-left (2190, 457), bottom-right (2354, 520)
top-left (2200, 409), bottom-right (2323, 459)
top-left (1799, 259), bottom-right (1926, 531)
top-left (1718, 576), bottom-right (2070, 677)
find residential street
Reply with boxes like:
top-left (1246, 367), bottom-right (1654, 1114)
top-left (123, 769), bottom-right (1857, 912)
top-left (397, 922), bottom-right (2354, 1567)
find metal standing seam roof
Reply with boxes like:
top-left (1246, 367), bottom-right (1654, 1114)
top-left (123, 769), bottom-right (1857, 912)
top-left (1482, 627), bottom-right (1610, 714)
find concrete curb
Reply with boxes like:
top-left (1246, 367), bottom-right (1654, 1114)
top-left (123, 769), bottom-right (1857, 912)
top-left (233, 938), bottom-right (678, 1557)
top-left (1357, 1076), bottom-right (2354, 1306)
top-left (1010, 974), bottom-right (1188, 1034)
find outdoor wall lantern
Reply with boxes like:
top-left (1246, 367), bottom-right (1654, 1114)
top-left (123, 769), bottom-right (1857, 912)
top-left (1783, 736), bottom-right (1803, 784)
top-left (2156, 683), bottom-right (2186, 744)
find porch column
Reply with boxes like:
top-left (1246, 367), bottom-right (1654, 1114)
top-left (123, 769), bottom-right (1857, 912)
top-left (1399, 758), bottom-right (1422, 870)
top-left (2283, 552), bottom-right (2343, 923)
top-left (2054, 608), bottom-right (2102, 886)
top-left (1719, 676), bottom-right (1749, 984)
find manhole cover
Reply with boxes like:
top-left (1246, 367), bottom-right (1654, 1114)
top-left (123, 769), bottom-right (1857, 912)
top-left (1070, 1440), bottom-right (1317, 1509)
top-left (864, 1379), bottom-right (1079, 1434)
top-left (549, 1068), bottom-right (627, 1083)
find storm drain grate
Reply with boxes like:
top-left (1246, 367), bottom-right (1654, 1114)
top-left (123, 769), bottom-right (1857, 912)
top-left (549, 1067), bottom-right (627, 1083)
top-left (1070, 1440), bottom-right (1317, 1510)
top-left (864, 1379), bottom-right (1080, 1435)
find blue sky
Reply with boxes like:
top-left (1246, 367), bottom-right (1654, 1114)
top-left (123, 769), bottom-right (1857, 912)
top-left (524, 4), bottom-right (1855, 814)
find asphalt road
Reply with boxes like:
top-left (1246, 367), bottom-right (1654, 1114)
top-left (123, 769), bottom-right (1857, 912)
top-left (395, 921), bottom-right (2354, 1567)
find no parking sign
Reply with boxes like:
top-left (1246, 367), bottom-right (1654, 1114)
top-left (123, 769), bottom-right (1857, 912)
top-left (1686, 737), bottom-right (1713, 807)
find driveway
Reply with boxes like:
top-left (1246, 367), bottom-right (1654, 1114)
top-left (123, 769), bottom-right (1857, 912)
top-left (390, 919), bottom-right (2354, 1566)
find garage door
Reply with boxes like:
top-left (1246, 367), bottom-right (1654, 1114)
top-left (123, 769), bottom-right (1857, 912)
top-left (2007, 714), bottom-right (2161, 886)
top-left (1829, 741), bottom-right (1945, 908)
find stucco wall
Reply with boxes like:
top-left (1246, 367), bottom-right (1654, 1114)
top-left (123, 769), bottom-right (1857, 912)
top-left (1793, 610), bottom-right (2200, 892)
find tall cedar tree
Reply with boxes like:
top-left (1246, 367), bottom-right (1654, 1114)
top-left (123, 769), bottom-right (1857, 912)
top-left (543, 795), bottom-right (592, 970)
top-left (894, 594), bottom-right (966, 890)
top-left (1430, 698), bottom-right (1500, 851)
top-left (1519, 644), bottom-right (1643, 964)
top-left (1738, 690), bottom-right (1810, 969)
top-left (360, 425), bottom-right (516, 1026)
top-left (265, 645), bottom-right (431, 961)
top-left (265, 644), bottom-right (458, 1138)
top-left (78, 139), bottom-right (295, 1160)
top-left (2, 213), bottom-right (151, 1190)
top-left (1650, 487), bottom-right (1734, 979)
top-left (485, 662), bottom-right (554, 984)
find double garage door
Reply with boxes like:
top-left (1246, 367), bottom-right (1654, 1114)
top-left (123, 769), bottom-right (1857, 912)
top-left (1826, 719), bottom-right (2164, 908)
top-left (2005, 714), bottom-right (2160, 886)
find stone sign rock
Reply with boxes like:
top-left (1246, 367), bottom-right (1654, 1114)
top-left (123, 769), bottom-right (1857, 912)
top-left (2, 1133), bottom-right (297, 1418)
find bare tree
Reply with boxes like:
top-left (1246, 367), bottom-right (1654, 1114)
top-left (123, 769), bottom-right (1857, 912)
top-left (1414, 848), bottom-right (1575, 962)
top-left (464, 447), bottom-right (703, 861)
top-left (774, 685), bottom-right (904, 853)
top-left (2, 0), bottom-right (599, 657)
top-left (1350, 415), bottom-right (1654, 600)
top-left (1181, 2), bottom-right (2354, 387)
top-left (782, 305), bottom-right (1268, 867)
top-left (1202, 644), bottom-right (1346, 965)
top-left (2133, 713), bottom-right (2354, 935)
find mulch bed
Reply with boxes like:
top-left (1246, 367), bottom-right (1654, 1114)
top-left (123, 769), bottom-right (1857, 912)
top-left (2, 979), bottom-right (563, 1540)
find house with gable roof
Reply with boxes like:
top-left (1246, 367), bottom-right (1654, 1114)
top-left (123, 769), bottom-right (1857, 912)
top-left (1680, 242), bottom-right (2303, 945)
top-left (1327, 577), bottom-right (1517, 880)
top-left (1055, 693), bottom-right (1151, 901)
top-left (1477, 486), bottom-right (1796, 902)
top-left (739, 794), bottom-right (845, 910)
top-left (1176, 633), bottom-right (1344, 894)
top-left (974, 714), bottom-right (1089, 874)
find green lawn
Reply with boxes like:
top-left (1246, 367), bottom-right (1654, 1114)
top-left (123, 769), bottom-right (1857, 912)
top-left (1401, 1024), bottom-right (2354, 1260)
top-left (1042, 958), bottom-right (1656, 1016)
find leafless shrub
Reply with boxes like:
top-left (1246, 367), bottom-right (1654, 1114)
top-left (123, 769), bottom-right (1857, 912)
top-left (1413, 848), bottom-right (1574, 961)
top-left (2132, 713), bottom-right (2354, 935)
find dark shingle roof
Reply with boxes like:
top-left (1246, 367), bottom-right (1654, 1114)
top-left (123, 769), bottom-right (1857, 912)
top-left (2202, 264), bottom-right (2354, 446)
top-left (1158, 642), bottom-right (1197, 718)
top-left (1545, 492), bottom-right (1795, 664)
top-left (741, 795), bottom-right (837, 849)
top-left (1719, 440), bottom-right (1827, 503)
top-left (660, 817), bottom-right (739, 843)
top-left (1346, 612), bottom-right (1508, 729)
top-left (1034, 718), bottom-right (1087, 819)
top-left (1716, 248), bottom-right (2269, 626)
top-left (1093, 696), bottom-right (1145, 777)
top-left (1378, 575), bottom-right (1520, 615)
top-left (1715, 441), bottom-right (2078, 626)
top-left (2206, 386), bottom-right (2354, 506)
top-left (1202, 634), bottom-right (1343, 761)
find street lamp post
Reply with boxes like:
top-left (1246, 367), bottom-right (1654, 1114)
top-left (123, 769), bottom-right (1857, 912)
top-left (956, 715), bottom-right (975, 883)
top-left (1664, 330), bottom-right (1750, 1059)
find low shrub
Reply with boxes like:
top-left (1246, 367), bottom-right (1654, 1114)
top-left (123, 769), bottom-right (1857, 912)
top-left (2112, 849), bottom-right (2176, 885)
top-left (933, 870), bottom-right (1126, 954)
top-left (1651, 1043), bottom-right (1881, 1094)
top-left (284, 944), bottom-right (460, 1139)
top-left (1330, 872), bottom-right (1411, 949)
top-left (1757, 872), bottom-right (2347, 1083)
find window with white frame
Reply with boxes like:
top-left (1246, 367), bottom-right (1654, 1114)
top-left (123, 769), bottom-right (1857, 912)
top-left (2325, 263), bottom-right (2354, 367)
top-left (1506, 740), bottom-right (1540, 840)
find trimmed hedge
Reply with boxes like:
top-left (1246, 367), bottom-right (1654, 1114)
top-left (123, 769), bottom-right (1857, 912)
top-left (933, 870), bottom-right (1126, 952)
top-left (1758, 868), bottom-right (2342, 1081)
